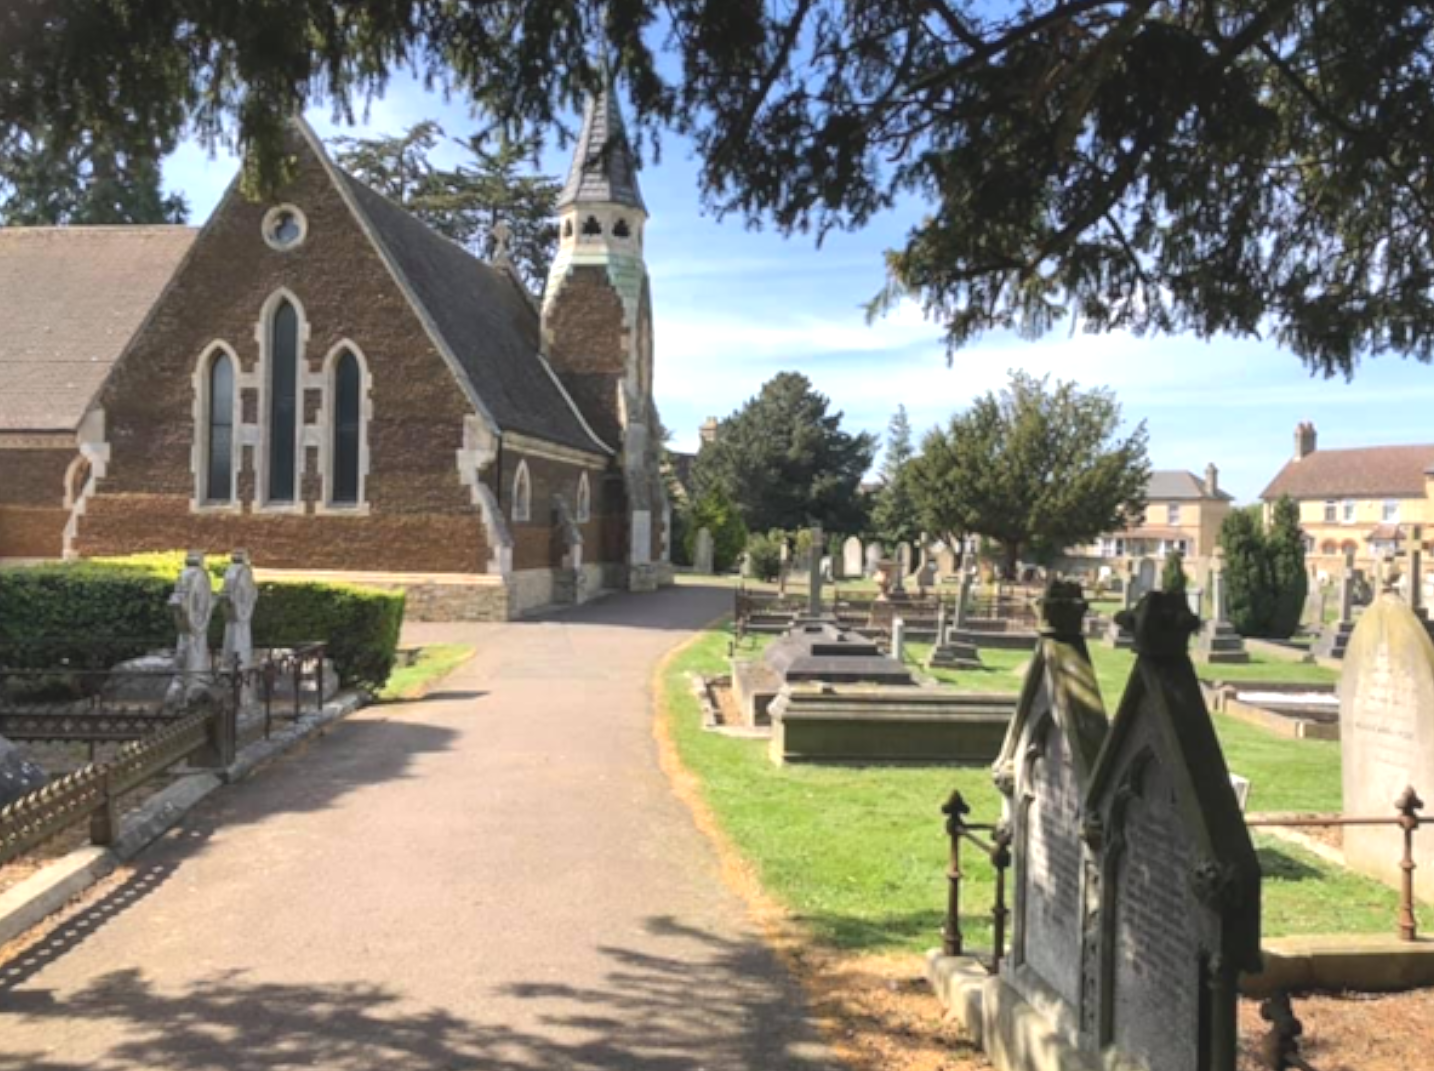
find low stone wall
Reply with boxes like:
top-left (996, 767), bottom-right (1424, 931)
top-left (254, 568), bottom-right (511, 623)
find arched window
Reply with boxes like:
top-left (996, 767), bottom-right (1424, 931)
top-left (576, 472), bottom-right (591, 523)
top-left (581, 215), bottom-right (602, 236)
top-left (331, 349), bottom-right (362, 505)
top-left (562, 219), bottom-right (574, 238)
top-left (206, 351), bottom-right (236, 503)
top-left (513, 461), bottom-right (531, 523)
top-left (1320, 540), bottom-right (1338, 555)
top-left (613, 218), bottom-right (631, 238)
top-left (268, 299), bottom-right (300, 502)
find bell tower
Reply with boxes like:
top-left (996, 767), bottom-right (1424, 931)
top-left (542, 88), bottom-right (669, 590)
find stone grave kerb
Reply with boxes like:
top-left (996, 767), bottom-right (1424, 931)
top-left (1083, 591), bottom-right (1262, 1071)
top-left (991, 578), bottom-right (1111, 1022)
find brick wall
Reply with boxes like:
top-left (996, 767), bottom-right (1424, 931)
top-left (0, 447), bottom-right (73, 558)
top-left (75, 140), bottom-right (492, 573)
top-left (544, 266), bottom-right (627, 446)
top-left (501, 448), bottom-right (620, 570)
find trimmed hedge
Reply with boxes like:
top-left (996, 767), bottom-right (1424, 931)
top-left (1, 556), bottom-right (406, 692)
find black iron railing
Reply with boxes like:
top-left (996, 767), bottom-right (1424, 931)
top-left (940, 789), bottom-right (1013, 973)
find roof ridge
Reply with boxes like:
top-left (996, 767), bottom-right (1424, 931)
top-left (0, 224), bottom-right (198, 235)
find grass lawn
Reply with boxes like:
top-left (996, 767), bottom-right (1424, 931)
top-left (377, 644), bottom-right (475, 701)
top-left (666, 623), bottom-right (1404, 958)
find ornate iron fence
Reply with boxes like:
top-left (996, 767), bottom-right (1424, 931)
top-left (0, 704), bottom-right (233, 868)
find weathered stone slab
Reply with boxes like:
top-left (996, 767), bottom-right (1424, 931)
top-left (1340, 593), bottom-right (1434, 901)
top-left (843, 537), bottom-right (863, 579)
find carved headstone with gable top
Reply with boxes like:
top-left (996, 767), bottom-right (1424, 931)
top-left (220, 550), bottom-right (259, 712)
top-left (992, 579), bottom-right (1109, 1024)
top-left (1340, 592), bottom-right (1434, 902)
top-left (1082, 592), bottom-right (1262, 1071)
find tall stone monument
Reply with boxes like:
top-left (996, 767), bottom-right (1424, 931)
top-left (1314, 548), bottom-right (1357, 659)
top-left (1197, 560), bottom-right (1249, 664)
top-left (1339, 592), bottom-right (1434, 902)
top-left (864, 541), bottom-right (884, 578)
top-left (167, 551), bottom-right (215, 706)
top-left (220, 551), bottom-right (259, 713)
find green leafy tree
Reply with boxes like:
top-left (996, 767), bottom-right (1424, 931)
top-left (1162, 549), bottom-right (1188, 596)
top-left (0, 122), bottom-right (187, 225)
top-left (684, 486), bottom-right (747, 573)
top-left (870, 405), bottom-right (922, 548)
top-left (1219, 506), bottom-right (1276, 637)
top-left (10, 1), bottom-right (1431, 376)
top-left (692, 372), bottom-right (875, 534)
top-left (909, 372), bottom-right (1149, 579)
top-left (332, 122), bottom-right (560, 290)
top-left (1266, 495), bottom-right (1309, 639)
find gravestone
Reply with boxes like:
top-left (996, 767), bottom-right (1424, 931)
top-left (0, 736), bottom-right (47, 808)
top-left (807, 525), bottom-right (825, 618)
top-left (1104, 566), bottom-right (1138, 649)
top-left (1339, 593), bottom-right (1434, 902)
top-left (167, 551), bottom-right (214, 706)
top-left (930, 571), bottom-right (983, 670)
top-left (1197, 563), bottom-right (1249, 664)
top-left (896, 542), bottom-right (914, 585)
top-left (865, 541), bottom-right (885, 578)
top-left (934, 542), bottom-right (959, 578)
top-left (843, 537), bottom-right (863, 580)
top-left (1133, 558), bottom-right (1157, 600)
top-left (991, 580), bottom-right (1109, 1018)
top-left (693, 527), bottom-right (715, 575)
top-left (915, 559), bottom-right (938, 595)
top-left (972, 592), bottom-right (1262, 1071)
top-left (891, 617), bottom-right (907, 662)
top-left (1314, 550), bottom-right (1357, 658)
top-left (1083, 593), bottom-right (1261, 1071)
top-left (1409, 527), bottom-right (1425, 620)
top-left (220, 551), bottom-right (259, 713)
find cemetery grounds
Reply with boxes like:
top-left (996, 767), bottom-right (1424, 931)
top-left (657, 619), bottom-right (1434, 1071)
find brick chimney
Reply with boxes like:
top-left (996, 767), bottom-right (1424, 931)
top-left (699, 416), bottom-right (719, 445)
top-left (1204, 463), bottom-right (1219, 498)
top-left (1294, 421), bottom-right (1318, 461)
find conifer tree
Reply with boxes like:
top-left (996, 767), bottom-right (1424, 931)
top-left (870, 405), bottom-right (921, 547)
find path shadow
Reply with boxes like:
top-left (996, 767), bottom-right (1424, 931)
top-left (0, 914), bottom-right (836, 1071)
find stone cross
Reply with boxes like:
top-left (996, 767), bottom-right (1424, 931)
top-left (693, 527), bottom-right (715, 575)
top-left (221, 550), bottom-right (259, 711)
top-left (808, 524), bottom-right (824, 616)
top-left (168, 551), bottom-right (214, 705)
top-left (1122, 562), bottom-right (1138, 612)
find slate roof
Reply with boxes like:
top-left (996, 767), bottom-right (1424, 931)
top-left (1146, 469), bottom-right (1232, 502)
top-left (331, 168), bottom-right (610, 455)
top-left (0, 226), bottom-right (197, 431)
top-left (1261, 445), bottom-right (1434, 500)
top-left (557, 91), bottom-right (646, 212)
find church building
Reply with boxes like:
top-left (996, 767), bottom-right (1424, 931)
top-left (0, 95), bottom-right (673, 618)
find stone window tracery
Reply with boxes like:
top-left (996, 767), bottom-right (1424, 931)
top-left (581, 215), bottom-right (602, 237)
top-left (267, 298), bottom-right (301, 503)
top-left (331, 349), bottom-right (363, 505)
top-left (613, 218), bottom-right (631, 238)
top-left (262, 205), bottom-right (308, 251)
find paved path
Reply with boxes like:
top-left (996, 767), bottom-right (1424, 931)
top-left (0, 583), bottom-right (833, 1071)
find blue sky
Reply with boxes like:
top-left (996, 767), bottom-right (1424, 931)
top-left (164, 75), bottom-right (1434, 505)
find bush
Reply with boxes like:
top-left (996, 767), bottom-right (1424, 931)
top-left (1, 556), bottom-right (405, 691)
top-left (1161, 550), bottom-right (1188, 595)
top-left (685, 486), bottom-right (748, 571)
top-left (744, 532), bottom-right (784, 582)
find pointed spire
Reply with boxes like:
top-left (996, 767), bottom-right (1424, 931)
top-left (557, 89), bottom-right (646, 213)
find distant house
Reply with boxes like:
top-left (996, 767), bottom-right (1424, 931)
top-left (1074, 466), bottom-right (1234, 563)
top-left (1260, 422), bottom-right (1434, 568)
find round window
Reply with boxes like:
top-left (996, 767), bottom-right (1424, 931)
top-left (263, 205), bottom-right (308, 251)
